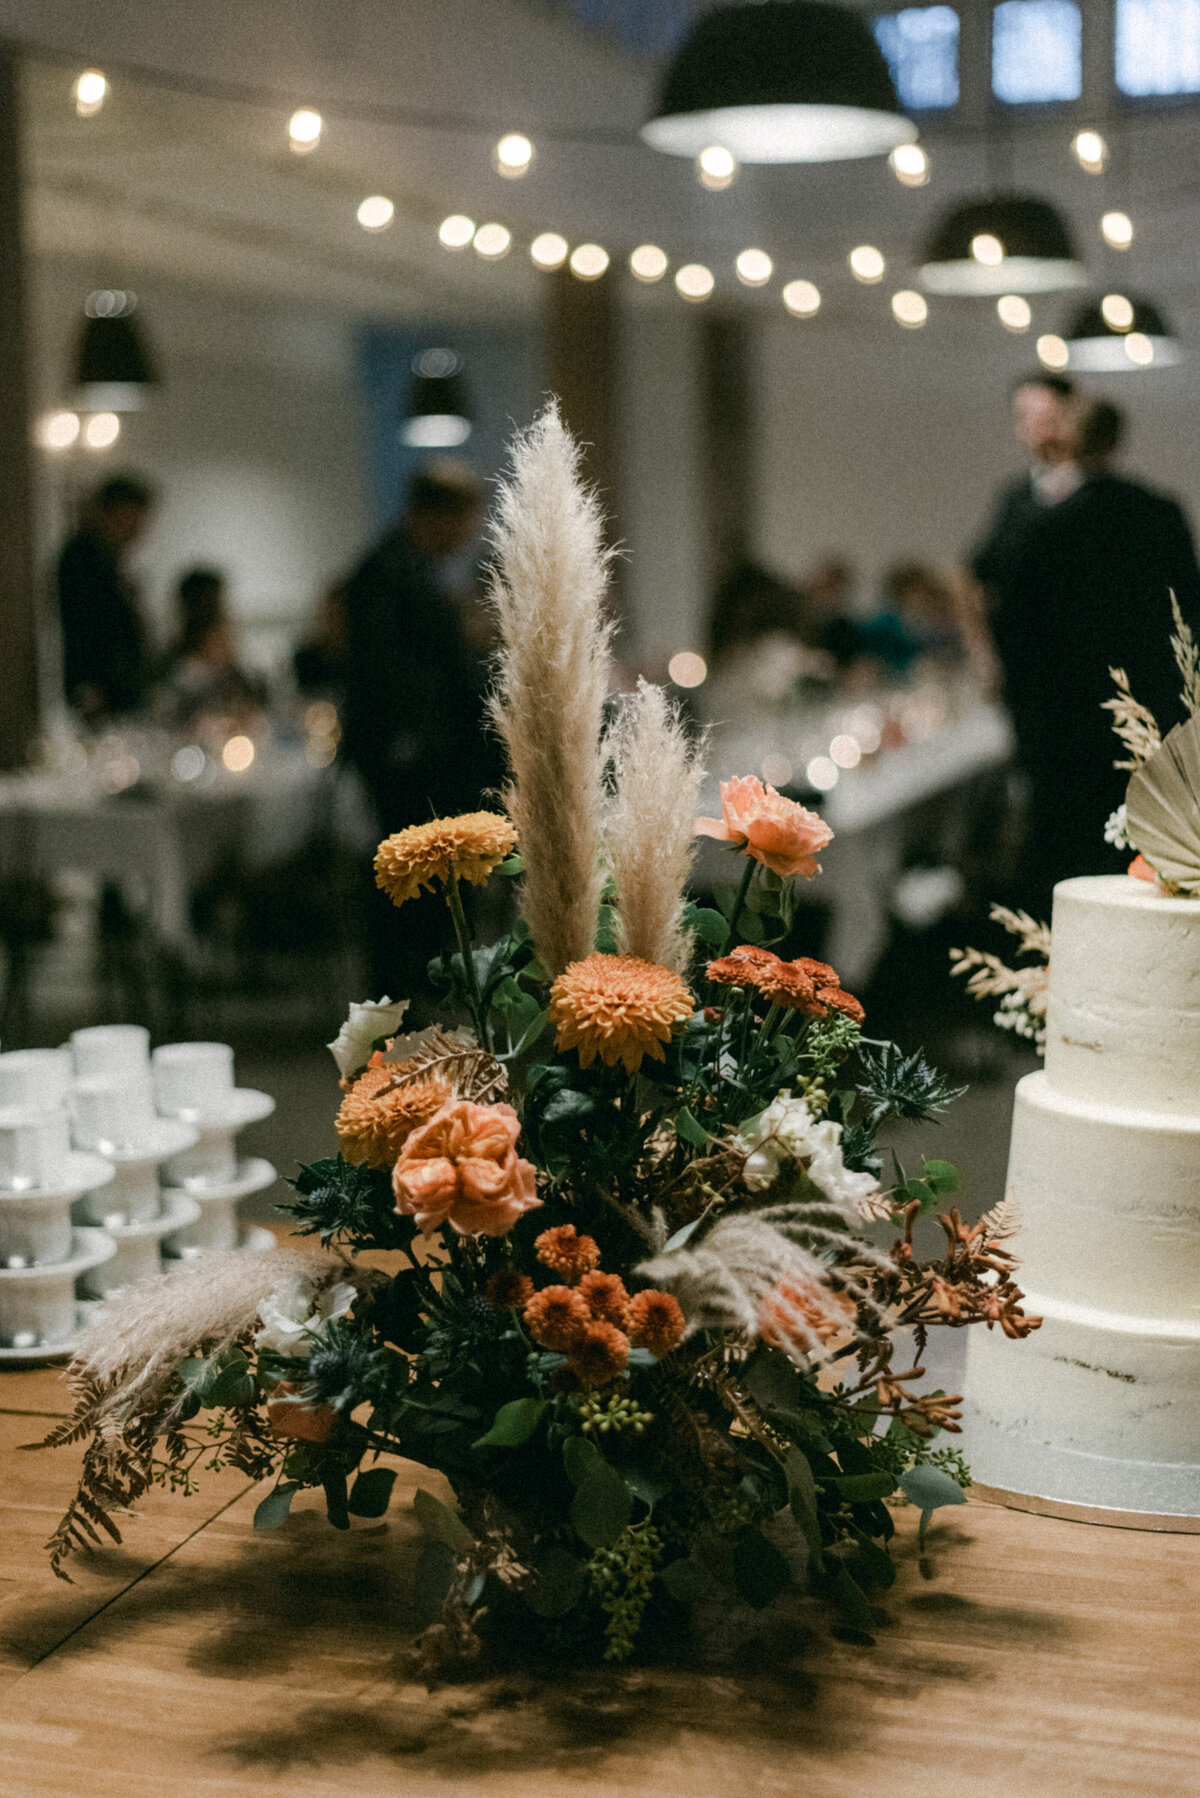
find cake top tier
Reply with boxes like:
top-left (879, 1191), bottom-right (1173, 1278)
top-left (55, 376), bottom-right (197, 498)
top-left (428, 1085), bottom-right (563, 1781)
top-left (1045, 873), bottom-right (1200, 1116)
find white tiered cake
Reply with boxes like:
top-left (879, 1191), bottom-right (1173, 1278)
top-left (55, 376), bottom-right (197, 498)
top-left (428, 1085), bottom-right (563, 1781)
top-left (964, 873), bottom-right (1200, 1521)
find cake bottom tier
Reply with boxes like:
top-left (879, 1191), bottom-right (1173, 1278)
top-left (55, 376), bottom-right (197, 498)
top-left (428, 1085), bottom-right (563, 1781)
top-left (962, 1292), bottom-right (1200, 1518)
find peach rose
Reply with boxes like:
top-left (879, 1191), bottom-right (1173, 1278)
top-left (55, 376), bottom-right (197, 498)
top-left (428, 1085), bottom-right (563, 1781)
top-left (392, 1099), bottom-right (542, 1237)
top-left (695, 776), bottom-right (833, 880)
top-left (266, 1382), bottom-right (337, 1443)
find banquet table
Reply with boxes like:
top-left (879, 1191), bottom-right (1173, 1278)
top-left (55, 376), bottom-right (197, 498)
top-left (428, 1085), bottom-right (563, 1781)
top-left (1, 1320), bottom-right (1196, 1798)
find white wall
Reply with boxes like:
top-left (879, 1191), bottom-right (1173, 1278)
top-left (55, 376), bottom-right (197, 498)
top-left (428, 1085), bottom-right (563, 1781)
top-left (31, 262), bottom-right (370, 673)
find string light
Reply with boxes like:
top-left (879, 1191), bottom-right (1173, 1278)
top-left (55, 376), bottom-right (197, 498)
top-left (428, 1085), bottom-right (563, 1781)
top-left (829, 734), bottom-right (862, 769)
top-left (630, 244), bottom-right (669, 283)
top-left (473, 222), bottom-right (512, 258)
top-left (1125, 332), bottom-right (1154, 366)
top-left (675, 263), bottom-right (714, 301)
top-left (1072, 129), bottom-right (1107, 172)
top-left (889, 143), bottom-right (929, 186)
top-left (735, 248), bottom-right (773, 287)
top-left (356, 195), bottom-right (394, 230)
top-left (438, 214), bottom-right (475, 249)
top-left (891, 290), bottom-right (928, 328)
top-left (696, 145), bottom-right (737, 190)
top-left (569, 243), bottom-right (609, 280)
top-left (494, 132), bottom-right (534, 177)
top-left (530, 232), bottom-right (569, 270)
top-left (970, 232), bottom-right (1004, 266)
top-left (288, 108), bottom-right (323, 153)
top-left (849, 245), bottom-right (885, 283)
top-left (1101, 292), bottom-right (1134, 330)
top-left (1037, 332), bottom-right (1070, 369)
top-left (222, 735), bottom-right (256, 773)
top-left (1102, 210), bottom-right (1134, 249)
top-left (806, 755), bottom-right (839, 792)
top-left (84, 413), bottom-right (120, 449)
top-left (37, 411), bottom-right (81, 451)
top-left (73, 70), bottom-right (107, 117)
top-left (997, 294), bottom-right (1032, 332)
top-left (782, 279), bottom-right (821, 317)
top-left (667, 651), bottom-right (707, 688)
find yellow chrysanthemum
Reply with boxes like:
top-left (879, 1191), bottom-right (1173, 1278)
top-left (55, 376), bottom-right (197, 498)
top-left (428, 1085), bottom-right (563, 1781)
top-left (335, 1062), bottom-right (452, 1168)
top-left (549, 953), bottom-right (694, 1076)
top-left (374, 812), bottom-right (517, 908)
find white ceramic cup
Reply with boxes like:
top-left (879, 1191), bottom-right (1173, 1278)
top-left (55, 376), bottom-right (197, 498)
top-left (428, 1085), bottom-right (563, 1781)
top-left (0, 1192), bottom-right (74, 1265)
top-left (0, 1048), bottom-right (73, 1112)
top-left (152, 1042), bottom-right (235, 1117)
top-left (163, 1126), bottom-right (239, 1188)
top-left (73, 1075), bottom-right (158, 1151)
top-left (0, 1108), bottom-right (74, 1192)
top-left (165, 1194), bottom-right (240, 1253)
top-left (75, 1160), bottom-right (162, 1226)
top-left (71, 1024), bottom-right (151, 1081)
top-left (0, 1270), bottom-right (78, 1348)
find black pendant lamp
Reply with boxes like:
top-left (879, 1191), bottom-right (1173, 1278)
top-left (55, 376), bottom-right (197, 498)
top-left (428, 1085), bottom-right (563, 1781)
top-left (919, 195), bottom-right (1086, 294)
top-left (401, 349), bottom-right (473, 449)
top-left (73, 290), bottom-right (158, 412)
top-left (642, 0), bottom-right (917, 164)
top-left (1063, 294), bottom-right (1183, 371)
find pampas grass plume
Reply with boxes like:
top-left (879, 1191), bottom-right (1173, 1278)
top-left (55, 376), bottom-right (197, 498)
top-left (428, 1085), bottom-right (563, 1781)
top-left (487, 402), bottom-right (613, 977)
top-left (605, 680), bottom-right (706, 975)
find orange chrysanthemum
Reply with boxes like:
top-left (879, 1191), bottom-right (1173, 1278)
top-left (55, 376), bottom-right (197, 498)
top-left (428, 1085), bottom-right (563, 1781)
top-left (535, 1223), bottom-right (601, 1282)
top-left (485, 1269), bottom-right (535, 1310)
top-left (335, 1062), bottom-right (452, 1168)
top-left (816, 986), bottom-right (865, 1024)
top-left (705, 945), bottom-right (778, 987)
top-left (578, 1270), bottom-right (630, 1327)
top-left (567, 1320), bottom-right (630, 1388)
top-left (524, 1284), bottom-right (591, 1350)
top-left (625, 1289), bottom-right (686, 1357)
top-left (374, 811), bottom-right (517, 908)
top-left (549, 953), bottom-right (695, 1076)
top-left (755, 959), bottom-right (820, 1010)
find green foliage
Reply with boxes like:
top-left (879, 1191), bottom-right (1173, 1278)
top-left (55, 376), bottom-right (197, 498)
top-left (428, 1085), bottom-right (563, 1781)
top-left (348, 1467), bottom-right (398, 1517)
top-left (899, 1462), bottom-right (968, 1547)
top-left (280, 1156), bottom-right (406, 1250)
top-left (473, 1397), bottom-right (547, 1448)
top-left (855, 1043), bottom-right (967, 1128)
top-left (303, 1320), bottom-right (395, 1412)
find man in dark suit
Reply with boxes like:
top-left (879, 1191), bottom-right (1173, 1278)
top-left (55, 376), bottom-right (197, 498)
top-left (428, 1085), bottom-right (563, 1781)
top-left (56, 474), bottom-right (155, 720)
top-left (969, 372), bottom-right (1080, 603)
top-left (994, 400), bottom-right (1200, 911)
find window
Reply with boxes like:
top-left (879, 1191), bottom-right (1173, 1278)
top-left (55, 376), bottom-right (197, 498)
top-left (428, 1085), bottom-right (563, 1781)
top-left (1116, 0), bottom-right (1200, 94)
top-left (992, 0), bottom-right (1082, 103)
top-left (874, 7), bottom-right (960, 109)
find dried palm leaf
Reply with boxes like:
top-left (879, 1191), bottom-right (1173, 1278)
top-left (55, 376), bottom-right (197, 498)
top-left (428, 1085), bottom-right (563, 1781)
top-left (1125, 711), bottom-right (1200, 892)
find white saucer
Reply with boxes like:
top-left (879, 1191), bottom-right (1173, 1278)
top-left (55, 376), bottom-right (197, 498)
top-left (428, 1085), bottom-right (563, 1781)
top-left (93, 1187), bottom-right (202, 1241)
top-left (163, 1221), bottom-right (277, 1262)
top-left (158, 1089), bottom-right (276, 1131)
top-left (0, 1225), bottom-right (116, 1284)
top-left (0, 1153), bottom-right (115, 1203)
top-left (161, 1155), bottom-right (277, 1203)
top-left (72, 1117), bottom-right (199, 1166)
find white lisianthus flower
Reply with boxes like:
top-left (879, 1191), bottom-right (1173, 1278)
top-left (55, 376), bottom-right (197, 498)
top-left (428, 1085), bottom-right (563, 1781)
top-left (254, 1273), bottom-right (356, 1358)
top-left (1104, 804), bottom-right (1131, 851)
top-left (737, 1091), bottom-right (881, 1218)
top-left (327, 996), bottom-right (409, 1079)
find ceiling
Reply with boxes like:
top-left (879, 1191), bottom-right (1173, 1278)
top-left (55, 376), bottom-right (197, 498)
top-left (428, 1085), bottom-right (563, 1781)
top-left (16, 0), bottom-right (1200, 344)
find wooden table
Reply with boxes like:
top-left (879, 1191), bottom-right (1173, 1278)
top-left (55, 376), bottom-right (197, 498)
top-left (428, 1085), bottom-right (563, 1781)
top-left (1, 1363), bottom-right (1197, 1798)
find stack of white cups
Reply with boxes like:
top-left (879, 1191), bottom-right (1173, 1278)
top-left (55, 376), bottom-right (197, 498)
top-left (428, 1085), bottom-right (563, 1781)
top-left (152, 1042), bottom-right (276, 1257)
top-left (0, 1047), bottom-right (116, 1359)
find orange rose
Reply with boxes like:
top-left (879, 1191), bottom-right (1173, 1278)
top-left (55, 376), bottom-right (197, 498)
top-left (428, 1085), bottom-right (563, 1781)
top-left (392, 1099), bottom-right (542, 1237)
top-left (695, 776), bottom-right (833, 880)
top-left (266, 1382), bottom-right (337, 1443)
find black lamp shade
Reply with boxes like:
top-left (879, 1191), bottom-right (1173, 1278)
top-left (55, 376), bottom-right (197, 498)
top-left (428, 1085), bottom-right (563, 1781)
top-left (1064, 294), bottom-right (1183, 371)
top-left (642, 0), bottom-right (916, 163)
top-left (920, 195), bottom-right (1086, 294)
top-left (402, 367), bottom-right (473, 449)
top-left (73, 312), bottom-right (158, 411)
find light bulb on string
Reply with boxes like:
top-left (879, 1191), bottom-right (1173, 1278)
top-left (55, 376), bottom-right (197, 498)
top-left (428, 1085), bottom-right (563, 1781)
top-left (288, 108), bottom-right (323, 153)
top-left (1102, 210), bottom-right (1133, 249)
top-left (696, 145), bottom-right (737, 189)
top-left (891, 290), bottom-right (927, 328)
top-left (782, 279), bottom-right (820, 317)
top-left (38, 411), bottom-right (81, 451)
top-left (473, 223), bottom-right (512, 259)
top-left (530, 232), bottom-right (569, 270)
top-left (889, 142), bottom-right (929, 186)
top-left (84, 412), bottom-right (120, 450)
top-left (74, 70), bottom-right (107, 117)
top-left (438, 215), bottom-right (475, 250)
top-left (1125, 332), bottom-right (1154, 366)
top-left (1072, 129), bottom-right (1107, 172)
top-left (849, 245), bottom-right (885, 283)
top-left (1037, 333), bottom-right (1070, 369)
top-left (735, 248), bottom-right (773, 287)
top-left (1101, 292), bottom-right (1134, 331)
top-left (356, 195), bottom-right (394, 230)
top-left (494, 132), bottom-right (534, 178)
top-left (569, 243), bottom-right (610, 281)
top-left (971, 232), bottom-right (1004, 267)
top-left (675, 263), bottom-right (714, 301)
top-left (630, 244), bottom-right (669, 282)
top-left (997, 294), bottom-right (1031, 332)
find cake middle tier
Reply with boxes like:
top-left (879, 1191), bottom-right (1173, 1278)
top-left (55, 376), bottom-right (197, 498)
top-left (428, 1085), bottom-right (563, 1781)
top-left (1007, 1071), bottom-right (1200, 1320)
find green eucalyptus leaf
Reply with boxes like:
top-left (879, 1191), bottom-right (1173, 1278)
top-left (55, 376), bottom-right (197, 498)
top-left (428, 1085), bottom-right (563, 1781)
top-left (499, 854), bottom-right (525, 876)
top-left (785, 1447), bottom-right (825, 1567)
top-left (413, 1486), bottom-right (474, 1552)
top-left (253, 1482), bottom-right (301, 1531)
top-left (347, 1467), bottom-right (398, 1518)
top-left (922, 1158), bottom-right (961, 1195)
top-left (541, 1088), bottom-right (597, 1127)
top-left (830, 1471), bottom-right (897, 1504)
top-left (675, 1106), bottom-right (709, 1148)
top-left (899, 1463), bottom-right (968, 1522)
top-left (829, 1565), bottom-right (877, 1636)
top-left (526, 1545), bottom-right (587, 1618)
top-left (664, 1217), bottom-right (703, 1252)
top-left (743, 1347), bottom-right (801, 1416)
top-left (472, 1397), bottom-right (547, 1449)
top-left (571, 1464), bottom-right (632, 1549)
top-left (731, 1528), bottom-right (791, 1610)
top-left (562, 1433), bottom-right (603, 1487)
top-left (682, 904), bottom-right (729, 948)
top-left (412, 1540), bottom-right (457, 1615)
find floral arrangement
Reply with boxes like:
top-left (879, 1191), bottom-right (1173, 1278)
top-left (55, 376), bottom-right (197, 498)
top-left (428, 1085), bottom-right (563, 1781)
top-left (42, 407), bottom-right (1037, 1667)
top-left (950, 906), bottom-right (1050, 1053)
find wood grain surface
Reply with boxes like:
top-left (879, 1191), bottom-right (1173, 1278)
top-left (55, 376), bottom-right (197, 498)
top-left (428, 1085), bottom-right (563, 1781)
top-left (1, 1364), bottom-right (1197, 1798)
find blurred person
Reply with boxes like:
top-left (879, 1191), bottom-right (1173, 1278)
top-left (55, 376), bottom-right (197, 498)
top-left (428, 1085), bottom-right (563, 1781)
top-left (995, 398), bottom-right (1200, 910)
top-left (969, 372), bottom-right (1079, 605)
top-left (160, 567), bottom-right (266, 728)
top-left (857, 562), bottom-right (962, 675)
top-left (293, 582), bottom-right (349, 699)
top-left (707, 561), bottom-right (808, 666)
top-left (56, 473), bottom-right (155, 721)
top-left (341, 460), bottom-right (499, 999)
top-left (801, 556), bottom-right (862, 666)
